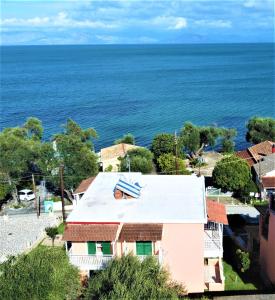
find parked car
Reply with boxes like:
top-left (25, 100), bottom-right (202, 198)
top-left (19, 189), bottom-right (35, 201)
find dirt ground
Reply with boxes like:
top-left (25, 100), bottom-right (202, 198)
top-left (193, 151), bottom-right (224, 177)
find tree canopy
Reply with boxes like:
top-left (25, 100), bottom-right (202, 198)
top-left (41, 119), bottom-right (99, 189)
top-left (114, 133), bottom-right (135, 145)
top-left (84, 255), bottom-right (185, 300)
top-left (157, 153), bottom-right (190, 175)
top-left (120, 148), bottom-right (153, 174)
top-left (0, 246), bottom-right (81, 300)
top-left (180, 122), bottom-right (237, 155)
top-left (212, 155), bottom-right (251, 193)
top-left (151, 133), bottom-right (176, 159)
top-left (0, 119), bottom-right (42, 201)
top-left (246, 116), bottom-right (275, 144)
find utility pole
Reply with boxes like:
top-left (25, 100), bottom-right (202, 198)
top-left (174, 131), bottom-right (179, 175)
top-left (32, 174), bottom-right (39, 218)
top-left (59, 165), bottom-right (66, 222)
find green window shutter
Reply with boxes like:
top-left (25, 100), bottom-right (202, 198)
top-left (136, 242), bottom-right (144, 255)
top-left (101, 242), bottom-right (112, 255)
top-left (143, 242), bottom-right (152, 255)
top-left (136, 242), bottom-right (152, 255)
top-left (87, 242), bottom-right (96, 254)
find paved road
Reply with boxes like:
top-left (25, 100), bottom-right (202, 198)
top-left (0, 213), bottom-right (59, 262)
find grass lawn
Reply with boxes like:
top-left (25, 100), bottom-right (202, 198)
top-left (223, 261), bottom-right (257, 291)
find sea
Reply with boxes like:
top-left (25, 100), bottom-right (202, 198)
top-left (1, 43), bottom-right (274, 151)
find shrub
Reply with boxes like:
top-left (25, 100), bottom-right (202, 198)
top-left (84, 255), bottom-right (185, 300)
top-left (0, 246), bottom-right (81, 300)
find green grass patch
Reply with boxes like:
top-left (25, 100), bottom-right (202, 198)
top-left (223, 261), bottom-right (257, 291)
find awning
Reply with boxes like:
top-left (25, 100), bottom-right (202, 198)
top-left (63, 224), bottom-right (119, 241)
top-left (119, 223), bottom-right (163, 242)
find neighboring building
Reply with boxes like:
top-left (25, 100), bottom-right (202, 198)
top-left (63, 172), bottom-right (228, 293)
top-left (236, 140), bottom-right (275, 167)
top-left (73, 177), bottom-right (95, 206)
top-left (259, 193), bottom-right (275, 286)
top-left (253, 153), bottom-right (275, 198)
top-left (98, 143), bottom-right (142, 172)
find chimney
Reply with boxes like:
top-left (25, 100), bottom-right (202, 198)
top-left (114, 188), bottom-right (123, 200)
top-left (272, 144), bottom-right (275, 154)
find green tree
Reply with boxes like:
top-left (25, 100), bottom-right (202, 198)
top-left (0, 246), bottom-right (81, 300)
top-left (180, 122), bottom-right (237, 156)
top-left (84, 255), bottom-right (185, 300)
top-left (236, 249), bottom-right (250, 273)
top-left (246, 116), bottom-right (275, 144)
top-left (212, 155), bottom-right (251, 193)
top-left (120, 148), bottom-right (153, 174)
top-left (0, 124), bottom-right (41, 202)
top-left (45, 226), bottom-right (59, 246)
top-left (23, 117), bottom-right (43, 141)
top-left (115, 133), bottom-right (135, 145)
top-left (151, 133), bottom-right (176, 159)
top-left (180, 122), bottom-right (201, 153)
top-left (40, 119), bottom-right (99, 189)
top-left (221, 128), bottom-right (237, 153)
top-left (157, 153), bottom-right (190, 175)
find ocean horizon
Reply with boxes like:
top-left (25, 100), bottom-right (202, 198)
top-left (1, 43), bottom-right (274, 151)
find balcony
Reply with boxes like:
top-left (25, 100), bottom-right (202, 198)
top-left (68, 251), bottom-right (113, 270)
top-left (204, 223), bottom-right (223, 258)
top-left (68, 251), bottom-right (161, 271)
top-left (204, 258), bottom-right (225, 291)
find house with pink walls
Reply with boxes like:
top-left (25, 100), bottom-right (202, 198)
top-left (63, 172), bottom-right (228, 293)
top-left (259, 193), bottom-right (275, 286)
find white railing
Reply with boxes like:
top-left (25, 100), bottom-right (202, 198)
top-left (136, 255), bottom-right (160, 263)
top-left (69, 253), bottom-right (113, 270)
top-left (204, 228), bottom-right (223, 258)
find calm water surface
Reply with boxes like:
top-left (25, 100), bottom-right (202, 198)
top-left (1, 43), bottom-right (274, 150)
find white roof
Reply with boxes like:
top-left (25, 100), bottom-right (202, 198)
top-left (67, 172), bottom-right (207, 224)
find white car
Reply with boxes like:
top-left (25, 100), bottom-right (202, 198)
top-left (19, 189), bottom-right (35, 201)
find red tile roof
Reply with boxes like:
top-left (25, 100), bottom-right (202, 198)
top-left (206, 200), bottom-right (228, 225)
top-left (236, 149), bottom-right (255, 167)
top-left (248, 141), bottom-right (274, 161)
top-left (63, 224), bottom-right (119, 241)
top-left (74, 177), bottom-right (95, 194)
top-left (262, 177), bottom-right (275, 188)
top-left (118, 223), bottom-right (163, 242)
top-left (236, 141), bottom-right (275, 167)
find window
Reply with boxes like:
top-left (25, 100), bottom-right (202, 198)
top-left (136, 241), bottom-right (152, 255)
top-left (87, 241), bottom-right (112, 255)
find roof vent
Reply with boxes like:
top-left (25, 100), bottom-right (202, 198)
top-left (115, 178), bottom-right (141, 199)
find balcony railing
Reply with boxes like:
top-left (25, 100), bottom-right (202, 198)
top-left (136, 255), bottom-right (160, 263)
top-left (68, 253), bottom-right (113, 270)
top-left (204, 228), bottom-right (223, 258)
top-left (68, 251), bottom-right (161, 270)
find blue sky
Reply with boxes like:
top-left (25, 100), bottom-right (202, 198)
top-left (1, 0), bottom-right (274, 45)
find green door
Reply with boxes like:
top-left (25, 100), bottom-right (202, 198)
top-left (136, 241), bottom-right (152, 255)
top-left (101, 242), bottom-right (112, 255)
top-left (87, 242), bottom-right (96, 254)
